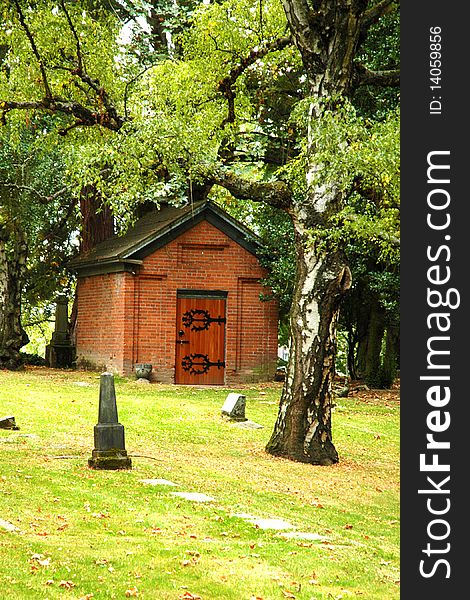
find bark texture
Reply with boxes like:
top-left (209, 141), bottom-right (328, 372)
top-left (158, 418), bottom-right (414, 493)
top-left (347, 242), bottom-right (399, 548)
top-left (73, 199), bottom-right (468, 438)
top-left (0, 227), bottom-right (29, 369)
top-left (69, 184), bottom-right (115, 340)
top-left (79, 184), bottom-right (114, 254)
top-left (265, 207), bottom-right (351, 464)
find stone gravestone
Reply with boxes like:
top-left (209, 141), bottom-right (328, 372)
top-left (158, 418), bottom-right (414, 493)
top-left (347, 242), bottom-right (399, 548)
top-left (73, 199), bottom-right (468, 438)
top-left (0, 416), bottom-right (19, 430)
top-left (45, 295), bottom-right (75, 368)
top-left (221, 393), bottom-right (247, 421)
top-left (88, 373), bottom-right (132, 470)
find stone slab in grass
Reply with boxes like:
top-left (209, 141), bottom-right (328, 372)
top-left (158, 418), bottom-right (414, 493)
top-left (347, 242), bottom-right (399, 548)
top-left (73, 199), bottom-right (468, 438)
top-left (140, 478), bottom-right (178, 486)
top-left (249, 518), bottom-right (295, 530)
top-left (277, 531), bottom-right (326, 541)
top-left (170, 492), bottom-right (216, 503)
top-left (0, 519), bottom-right (19, 532)
top-left (231, 420), bottom-right (264, 429)
top-left (231, 512), bottom-right (258, 520)
top-left (232, 513), bottom-right (294, 530)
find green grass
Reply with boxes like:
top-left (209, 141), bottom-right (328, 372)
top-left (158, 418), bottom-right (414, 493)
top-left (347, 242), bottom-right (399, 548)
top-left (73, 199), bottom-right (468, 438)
top-left (0, 368), bottom-right (399, 600)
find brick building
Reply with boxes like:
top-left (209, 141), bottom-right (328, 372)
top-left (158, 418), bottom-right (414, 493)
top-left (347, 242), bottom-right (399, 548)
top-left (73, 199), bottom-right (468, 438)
top-left (68, 201), bottom-right (278, 385)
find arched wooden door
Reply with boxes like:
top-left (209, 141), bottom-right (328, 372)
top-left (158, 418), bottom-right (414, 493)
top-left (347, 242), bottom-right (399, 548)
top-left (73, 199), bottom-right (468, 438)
top-left (175, 291), bottom-right (227, 385)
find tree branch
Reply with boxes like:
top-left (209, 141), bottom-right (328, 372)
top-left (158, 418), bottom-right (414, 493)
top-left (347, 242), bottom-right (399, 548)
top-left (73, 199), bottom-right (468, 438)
top-left (354, 64), bottom-right (400, 88)
top-left (59, 0), bottom-right (84, 72)
top-left (360, 0), bottom-right (398, 34)
top-left (1, 2), bottom-right (126, 133)
top-left (207, 166), bottom-right (292, 210)
top-left (124, 66), bottom-right (154, 120)
top-left (1, 98), bottom-right (123, 131)
top-left (13, 0), bottom-right (52, 98)
top-left (0, 182), bottom-right (48, 202)
top-left (208, 33), bottom-right (240, 56)
top-left (0, 181), bottom-right (70, 204)
top-left (218, 36), bottom-right (292, 127)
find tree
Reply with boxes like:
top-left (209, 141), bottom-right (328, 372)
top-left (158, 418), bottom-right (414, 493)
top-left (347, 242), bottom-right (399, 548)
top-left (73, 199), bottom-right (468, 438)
top-left (0, 218), bottom-right (28, 369)
top-left (253, 0), bottom-right (399, 464)
top-left (0, 119), bottom-right (77, 368)
top-left (0, 0), bottom-right (399, 464)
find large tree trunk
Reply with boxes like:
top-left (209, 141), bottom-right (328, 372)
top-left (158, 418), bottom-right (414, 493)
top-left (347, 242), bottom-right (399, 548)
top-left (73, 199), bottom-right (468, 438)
top-left (0, 227), bottom-right (29, 369)
top-left (266, 206), bottom-right (351, 464)
top-left (79, 184), bottom-right (114, 254)
top-left (265, 0), bottom-right (378, 464)
top-left (69, 184), bottom-right (114, 341)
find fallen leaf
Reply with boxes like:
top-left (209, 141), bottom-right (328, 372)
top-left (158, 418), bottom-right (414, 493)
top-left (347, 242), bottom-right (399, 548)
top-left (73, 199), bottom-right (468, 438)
top-left (181, 554), bottom-right (200, 567)
top-left (38, 558), bottom-right (50, 567)
top-left (79, 595), bottom-right (94, 600)
top-left (95, 558), bottom-right (109, 566)
top-left (30, 553), bottom-right (45, 561)
top-left (281, 591), bottom-right (296, 599)
top-left (45, 580), bottom-right (55, 586)
top-left (179, 592), bottom-right (202, 600)
top-left (29, 554), bottom-right (51, 568)
top-left (343, 524), bottom-right (353, 529)
top-left (58, 580), bottom-right (75, 589)
top-left (125, 587), bottom-right (139, 597)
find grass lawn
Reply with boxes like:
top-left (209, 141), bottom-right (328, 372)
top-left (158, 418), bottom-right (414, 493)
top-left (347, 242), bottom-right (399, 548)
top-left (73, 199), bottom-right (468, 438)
top-left (0, 368), bottom-right (399, 600)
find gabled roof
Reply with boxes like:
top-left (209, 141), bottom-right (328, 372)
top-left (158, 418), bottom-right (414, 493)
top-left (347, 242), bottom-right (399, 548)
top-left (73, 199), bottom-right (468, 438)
top-left (68, 200), bottom-right (264, 276)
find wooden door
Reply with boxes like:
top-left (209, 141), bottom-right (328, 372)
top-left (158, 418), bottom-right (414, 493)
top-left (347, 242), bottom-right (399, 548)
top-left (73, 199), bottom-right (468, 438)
top-left (175, 295), bottom-right (226, 385)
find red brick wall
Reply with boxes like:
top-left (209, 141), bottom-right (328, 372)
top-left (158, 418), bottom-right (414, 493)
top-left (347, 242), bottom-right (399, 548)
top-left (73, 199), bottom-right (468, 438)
top-left (75, 219), bottom-right (278, 384)
top-left (75, 272), bottom-right (134, 374)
